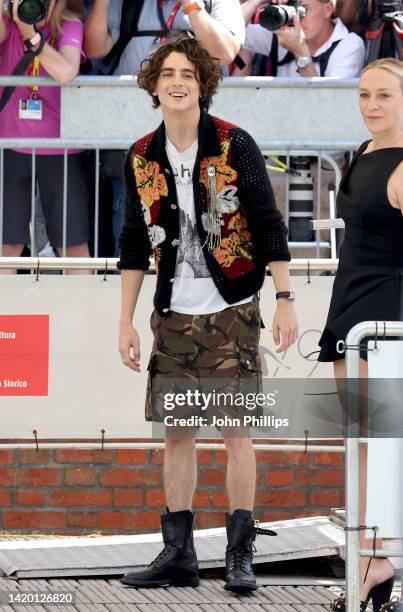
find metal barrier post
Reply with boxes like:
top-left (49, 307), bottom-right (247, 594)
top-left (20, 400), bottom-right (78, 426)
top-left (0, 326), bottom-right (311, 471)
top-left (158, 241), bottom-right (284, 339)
top-left (94, 149), bottom-right (100, 258)
top-left (0, 148), bottom-right (3, 257)
top-left (345, 321), bottom-right (403, 612)
top-left (62, 149), bottom-right (68, 258)
top-left (30, 150), bottom-right (37, 258)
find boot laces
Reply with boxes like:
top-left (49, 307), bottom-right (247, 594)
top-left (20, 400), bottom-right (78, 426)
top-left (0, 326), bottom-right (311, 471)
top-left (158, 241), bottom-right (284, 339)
top-left (229, 549), bottom-right (253, 573)
top-left (228, 520), bottom-right (277, 573)
top-left (151, 544), bottom-right (175, 567)
top-left (253, 520), bottom-right (277, 538)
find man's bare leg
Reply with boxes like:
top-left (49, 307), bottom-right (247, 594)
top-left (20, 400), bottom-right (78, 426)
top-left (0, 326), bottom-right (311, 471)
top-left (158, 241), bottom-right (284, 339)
top-left (121, 426), bottom-right (199, 588)
top-left (221, 428), bottom-right (259, 593)
top-left (164, 428), bottom-right (198, 511)
top-left (222, 430), bottom-right (256, 512)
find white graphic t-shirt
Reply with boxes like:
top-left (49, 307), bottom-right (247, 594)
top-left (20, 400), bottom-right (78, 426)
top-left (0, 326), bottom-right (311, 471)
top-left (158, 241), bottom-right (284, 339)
top-left (166, 136), bottom-right (251, 315)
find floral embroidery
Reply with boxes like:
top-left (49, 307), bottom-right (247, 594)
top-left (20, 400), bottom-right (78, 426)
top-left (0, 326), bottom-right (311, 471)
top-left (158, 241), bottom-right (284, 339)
top-left (148, 225), bottom-right (166, 248)
top-left (200, 140), bottom-right (237, 193)
top-left (154, 247), bottom-right (162, 272)
top-left (133, 155), bottom-right (168, 208)
top-left (213, 212), bottom-right (253, 268)
top-left (141, 203), bottom-right (151, 225)
top-left (218, 185), bottom-right (240, 214)
top-left (228, 212), bottom-right (250, 236)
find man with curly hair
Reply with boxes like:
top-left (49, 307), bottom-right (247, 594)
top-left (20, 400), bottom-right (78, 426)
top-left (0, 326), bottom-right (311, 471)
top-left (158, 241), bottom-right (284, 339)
top-left (118, 34), bottom-right (298, 593)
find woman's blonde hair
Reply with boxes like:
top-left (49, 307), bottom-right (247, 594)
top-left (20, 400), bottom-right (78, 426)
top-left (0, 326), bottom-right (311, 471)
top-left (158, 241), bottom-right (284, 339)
top-left (361, 58), bottom-right (403, 90)
top-left (50, 0), bottom-right (82, 37)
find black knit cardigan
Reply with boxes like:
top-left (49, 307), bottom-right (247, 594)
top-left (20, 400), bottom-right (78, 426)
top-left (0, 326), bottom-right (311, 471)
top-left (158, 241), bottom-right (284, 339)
top-left (118, 112), bottom-right (290, 315)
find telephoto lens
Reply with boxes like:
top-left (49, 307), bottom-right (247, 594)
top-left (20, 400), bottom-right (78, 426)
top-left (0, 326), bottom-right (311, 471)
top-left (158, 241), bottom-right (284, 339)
top-left (8, 0), bottom-right (49, 24)
top-left (259, 3), bottom-right (296, 30)
top-left (258, 1), bottom-right (306, 31)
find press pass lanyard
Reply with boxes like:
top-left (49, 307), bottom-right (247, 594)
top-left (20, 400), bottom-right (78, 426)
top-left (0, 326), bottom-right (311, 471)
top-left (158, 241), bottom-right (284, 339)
top-left (19, 55), bottom-right (43, 120)
top-left (30, 56), bottom-right (40, 99)
top-left (157, 0), bottom-right (182, 43)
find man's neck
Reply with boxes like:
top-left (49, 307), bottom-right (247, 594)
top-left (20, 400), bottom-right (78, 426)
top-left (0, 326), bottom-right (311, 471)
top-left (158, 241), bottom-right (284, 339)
top-left (307, 21), bottom-right (335, 56)
top-left (163, 108), bottom-right (200, 153)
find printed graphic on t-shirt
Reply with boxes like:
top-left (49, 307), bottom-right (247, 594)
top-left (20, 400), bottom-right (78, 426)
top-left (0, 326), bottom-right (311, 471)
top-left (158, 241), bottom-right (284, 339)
top-left (173, 163), bottom-right (193, 186)
top-left (176, 209), bottom-right (210, 278)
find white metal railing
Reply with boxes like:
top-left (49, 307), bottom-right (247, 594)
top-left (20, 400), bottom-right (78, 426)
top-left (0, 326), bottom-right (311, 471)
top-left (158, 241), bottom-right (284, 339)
top-left (0, 139), bottom-right (353, 259)
top-left (0, 75), bottom-right (360, 88)
top-left (345, 322), bottom-right (403, 612)
top-left (0, 256), bottom-right (339, 271)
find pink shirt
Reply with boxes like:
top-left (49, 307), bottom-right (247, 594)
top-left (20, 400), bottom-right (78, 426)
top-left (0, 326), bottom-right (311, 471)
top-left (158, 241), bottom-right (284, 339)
top-left (0, 18), bottom-right (83, 154)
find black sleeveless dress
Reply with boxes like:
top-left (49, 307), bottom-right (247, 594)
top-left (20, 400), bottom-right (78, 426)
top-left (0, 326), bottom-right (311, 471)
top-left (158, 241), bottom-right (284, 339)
top-left (318, 141), bottom-right (403, 362)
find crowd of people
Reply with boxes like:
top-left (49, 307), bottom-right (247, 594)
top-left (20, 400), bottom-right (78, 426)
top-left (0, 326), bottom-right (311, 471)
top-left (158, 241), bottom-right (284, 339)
top-left (0, 0), bottom-right (386, 265)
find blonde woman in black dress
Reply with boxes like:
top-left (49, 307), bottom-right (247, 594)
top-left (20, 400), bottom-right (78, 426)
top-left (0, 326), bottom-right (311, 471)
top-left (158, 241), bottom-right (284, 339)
top-left (318, 58), bottom-right (403, 612)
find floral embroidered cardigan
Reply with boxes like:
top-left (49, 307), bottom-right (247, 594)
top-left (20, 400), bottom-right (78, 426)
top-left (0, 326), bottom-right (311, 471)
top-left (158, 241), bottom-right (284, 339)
top-left (118, 112), bottom-right (290, 315)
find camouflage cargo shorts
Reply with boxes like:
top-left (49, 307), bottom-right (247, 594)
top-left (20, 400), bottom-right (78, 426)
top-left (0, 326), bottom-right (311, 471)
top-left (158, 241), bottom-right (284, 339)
top-left (145, 295), bottom-right (262, 423)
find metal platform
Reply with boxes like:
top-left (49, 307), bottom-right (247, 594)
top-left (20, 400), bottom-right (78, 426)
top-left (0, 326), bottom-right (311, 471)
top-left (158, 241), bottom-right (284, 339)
top-left (0, 576), bottom-right (346, 612)
top-left (0, 517), bottom-right (345, 580)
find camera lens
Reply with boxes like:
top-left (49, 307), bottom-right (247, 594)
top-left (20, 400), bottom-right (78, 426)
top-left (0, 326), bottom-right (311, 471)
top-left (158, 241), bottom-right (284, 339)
top-left (259, 4), bottom-right (296, 30)
top-left (17, 0), bottom-right (46, 24)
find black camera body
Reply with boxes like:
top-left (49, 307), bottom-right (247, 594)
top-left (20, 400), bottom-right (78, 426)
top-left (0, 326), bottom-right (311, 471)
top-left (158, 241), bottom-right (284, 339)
top-left (259, 0), bottom-right (306, 31)
top-left (8, 0), bottom-right (51, 25)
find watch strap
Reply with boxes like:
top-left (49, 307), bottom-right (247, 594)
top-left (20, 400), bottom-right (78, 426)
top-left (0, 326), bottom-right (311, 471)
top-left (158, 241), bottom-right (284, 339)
top-left (24, 29), bottom-right (45, 55)
top-left (276, 291), bottom-right (295, 300)
top-left (296, 55), bottom-right (313, 69)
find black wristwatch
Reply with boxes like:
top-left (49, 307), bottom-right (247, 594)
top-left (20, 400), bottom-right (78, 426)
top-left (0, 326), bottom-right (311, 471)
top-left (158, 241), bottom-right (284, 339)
top-left (276, 291), bottom-right (296, 301)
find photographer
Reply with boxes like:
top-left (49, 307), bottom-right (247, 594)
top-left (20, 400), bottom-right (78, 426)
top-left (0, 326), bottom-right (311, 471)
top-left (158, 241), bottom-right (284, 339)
top-left (235, 0), bottom-right (365, 77)
top-left (0, 0), bottom-right (91, 273)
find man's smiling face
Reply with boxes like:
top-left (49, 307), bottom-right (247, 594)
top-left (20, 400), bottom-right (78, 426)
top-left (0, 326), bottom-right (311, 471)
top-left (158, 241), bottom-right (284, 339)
top-left (153, 52), bottom-right (201, 114)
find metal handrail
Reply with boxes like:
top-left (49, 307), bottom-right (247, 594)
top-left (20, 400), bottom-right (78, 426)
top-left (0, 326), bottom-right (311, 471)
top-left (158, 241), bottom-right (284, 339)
top-left (0, 138), bottom-right (360, 150)
top-left (345, 321), bottom-right (403, 612)
top-left (0, 441), bottom-right (344, 450)
top-left (0, 256), bottom-right (339, 271)
top-left (0, 75), bottom-right (360, 88)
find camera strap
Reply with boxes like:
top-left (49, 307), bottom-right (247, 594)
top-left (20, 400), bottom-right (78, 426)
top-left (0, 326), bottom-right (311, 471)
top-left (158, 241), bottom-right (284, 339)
top-left (98, 0), bottom-right (212, 75)
top-left (0, 43), bottom-right (43, 113)
top-left (274, 39), bottom-right (340, 76)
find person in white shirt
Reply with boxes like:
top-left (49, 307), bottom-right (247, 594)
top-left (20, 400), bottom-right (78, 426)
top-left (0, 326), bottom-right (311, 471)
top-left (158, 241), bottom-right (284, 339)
top-left (234, 0), bottom-right (365, 77)
top-left (84, 0), bottom-right (245, 76)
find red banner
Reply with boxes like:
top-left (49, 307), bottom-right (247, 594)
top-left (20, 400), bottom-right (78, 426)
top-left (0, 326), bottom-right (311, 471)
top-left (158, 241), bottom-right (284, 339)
top-left (0, 315), bottom-right (49, 396)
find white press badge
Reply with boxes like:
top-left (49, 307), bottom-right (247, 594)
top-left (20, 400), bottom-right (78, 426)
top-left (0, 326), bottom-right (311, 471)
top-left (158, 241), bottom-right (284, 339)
top-left (19, 97), bottom-right (43, 120)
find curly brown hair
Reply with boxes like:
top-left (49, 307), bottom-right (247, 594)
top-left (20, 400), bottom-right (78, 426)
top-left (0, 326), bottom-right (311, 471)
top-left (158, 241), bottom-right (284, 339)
top-left (137, 34), bottom-right (222, 111)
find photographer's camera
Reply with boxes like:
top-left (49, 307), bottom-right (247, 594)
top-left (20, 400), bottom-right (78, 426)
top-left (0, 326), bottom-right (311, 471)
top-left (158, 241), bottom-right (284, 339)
top-left (259, 0), bottom-right (306, 31)
top-left (7, 0), bottom-right (50, 25)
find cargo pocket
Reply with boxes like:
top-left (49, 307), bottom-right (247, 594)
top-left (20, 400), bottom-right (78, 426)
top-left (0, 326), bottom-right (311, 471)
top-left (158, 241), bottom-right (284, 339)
top-left (236, 350), bottom-right (263, 419)
top-left (237, 349), bottom-right (262, 394)
top-left (145, 354), bottom-right (163, 423)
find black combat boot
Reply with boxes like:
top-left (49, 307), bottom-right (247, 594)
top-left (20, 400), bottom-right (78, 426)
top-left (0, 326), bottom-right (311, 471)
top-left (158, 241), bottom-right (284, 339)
top-left (225, 509), bottom-right (277, 593)
top-left (121, 509), bottom-right (199, 588)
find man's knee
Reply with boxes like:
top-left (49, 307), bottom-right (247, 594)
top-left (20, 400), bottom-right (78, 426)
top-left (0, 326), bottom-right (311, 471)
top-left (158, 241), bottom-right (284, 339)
top-left (222, 432), bottom-right (253, 454)
top-left (165, 427), bottom-right (198, 449)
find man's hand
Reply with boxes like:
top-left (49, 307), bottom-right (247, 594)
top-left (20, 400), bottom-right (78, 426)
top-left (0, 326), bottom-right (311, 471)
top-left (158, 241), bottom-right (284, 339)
top-left (119, 321), bottom-right (141, 372)
top-left (272, 301), bottom-right (298, 353)
top-left (275, 12), bottom-right (308, 56)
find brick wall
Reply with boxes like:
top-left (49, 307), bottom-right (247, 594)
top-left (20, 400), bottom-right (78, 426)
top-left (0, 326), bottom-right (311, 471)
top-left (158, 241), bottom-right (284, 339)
top-left (0, 447), bottom-right (344, 534)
